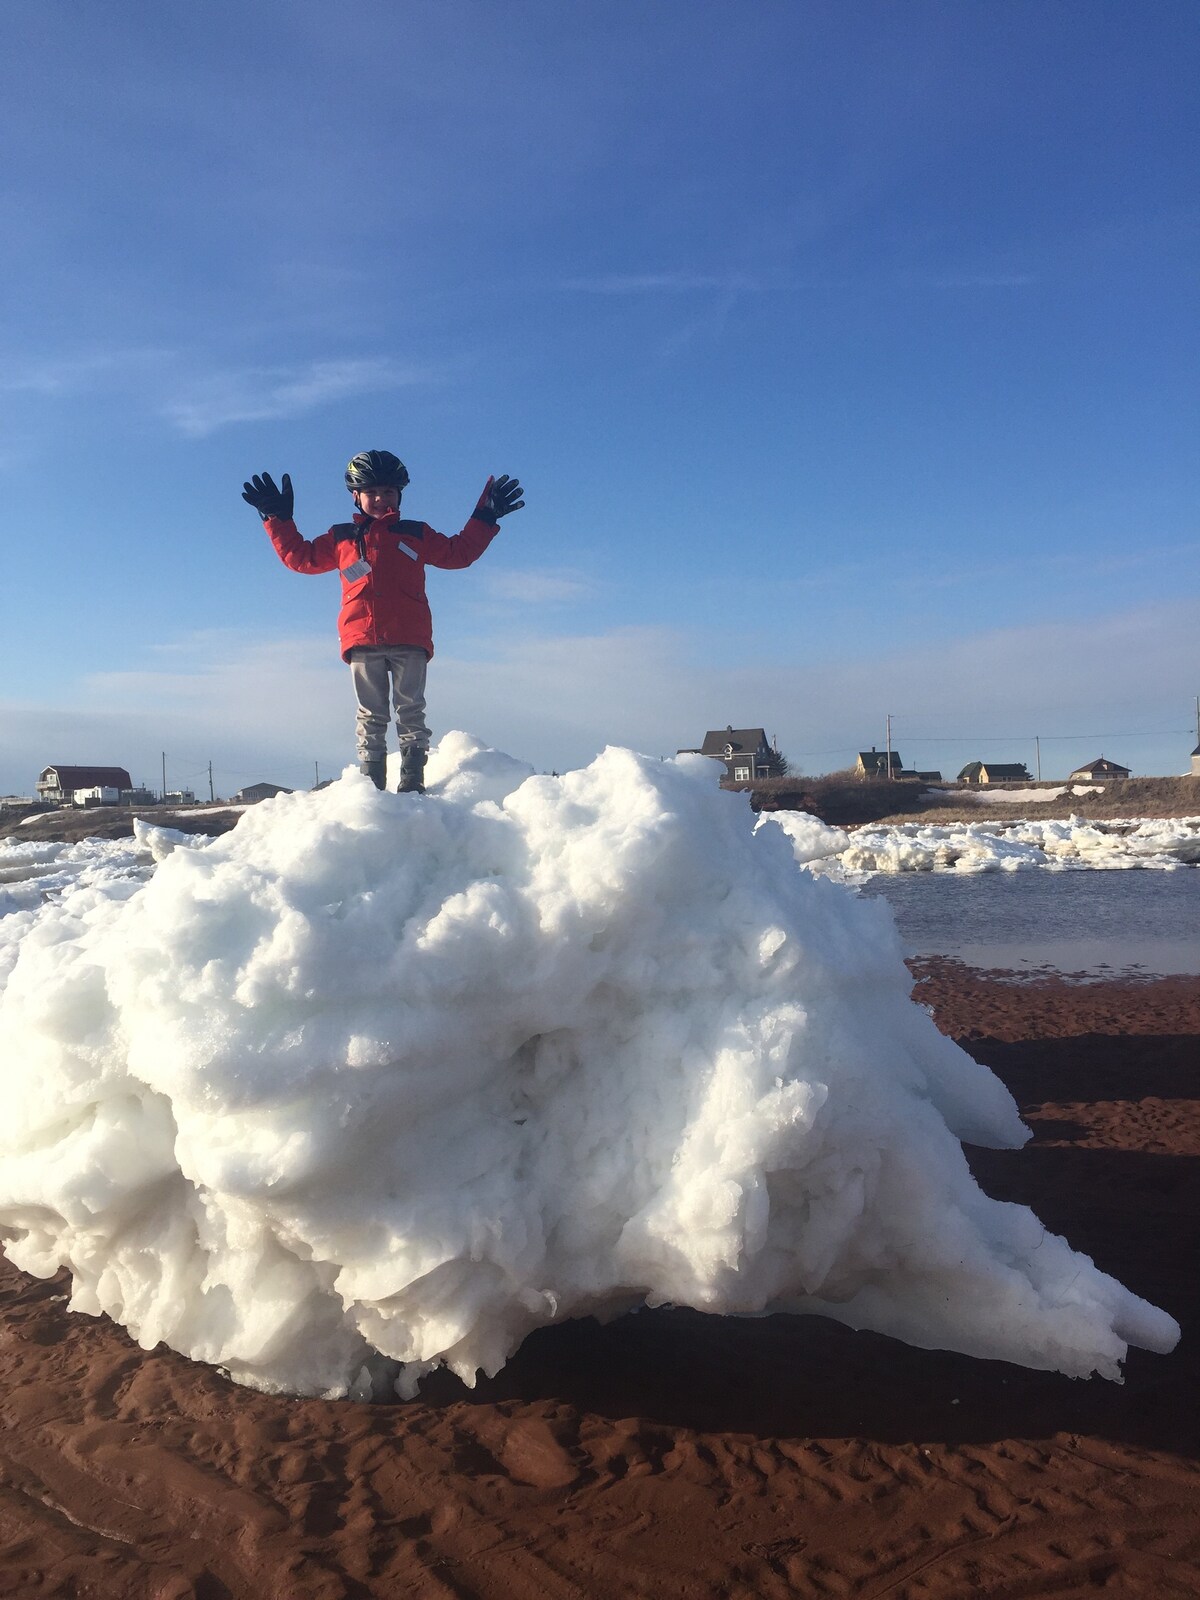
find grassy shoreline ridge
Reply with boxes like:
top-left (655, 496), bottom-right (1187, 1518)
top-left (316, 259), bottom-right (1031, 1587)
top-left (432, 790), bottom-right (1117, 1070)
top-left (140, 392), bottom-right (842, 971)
top-left (2, 774), bottom-right (1198, 845)
top-left (737, 773), bottom-right (1200, 830)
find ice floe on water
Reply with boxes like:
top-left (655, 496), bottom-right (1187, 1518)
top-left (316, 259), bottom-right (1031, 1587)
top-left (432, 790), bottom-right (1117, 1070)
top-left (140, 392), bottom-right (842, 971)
top-left (0, 735), bottom-right (1180, 1398)
top-left (785, 815), bottom-right (1200, 877)
top-left (0, 833), bottom-right (164, 919)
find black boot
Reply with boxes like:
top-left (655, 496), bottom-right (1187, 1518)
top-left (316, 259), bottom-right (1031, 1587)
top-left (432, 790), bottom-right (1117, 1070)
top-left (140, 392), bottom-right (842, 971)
top-left (360, 757), bottom-right (386, 791)
top-left (397, 746), bottom-right (427, 794)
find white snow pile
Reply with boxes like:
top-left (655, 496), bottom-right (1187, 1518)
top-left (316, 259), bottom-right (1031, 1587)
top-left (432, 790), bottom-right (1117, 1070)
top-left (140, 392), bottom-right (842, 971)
top-left (819, 815), bottom-right (1200, 877)
top-left (0, 733), bottom-right (1179, 1398)
top-left (964, 785), bottom-right (1100, 805)
top-left (754, 809), bottom-right (850, 864)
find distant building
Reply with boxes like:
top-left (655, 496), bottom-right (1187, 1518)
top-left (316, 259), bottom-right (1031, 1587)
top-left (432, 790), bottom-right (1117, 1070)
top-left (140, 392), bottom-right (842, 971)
top-left (681, 726), bottom-right (780, 783)
top-left (120, 788), bottom-right (158, 806)
top-left (856, 748), bottom-right (903, 780)
top-left (855, 751), bottom-right (939, 781)
top-left (1068, 756), bottom-right (1130, 783)
top-left (163, 790), bottom-right (197, 805)
top-left (1191, 745), bottom-right (1200, 779)
top-left (73, 786), bottom-right (121, 807)
top-left (36, 765), bottom-right (132, 804)
top-left (957, 761), bottom-right (1033, 785)
top-left (978, 762), bottom-right (1032, 785)
top-left (236, 782), bottom-right (293, 804)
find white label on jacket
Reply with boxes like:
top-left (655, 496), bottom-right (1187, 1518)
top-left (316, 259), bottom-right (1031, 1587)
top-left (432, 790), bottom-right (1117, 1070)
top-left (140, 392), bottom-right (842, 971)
top-left (341, 558), bottom-right (370, 582)
top-left (396, 539), bottom-right (419, 561)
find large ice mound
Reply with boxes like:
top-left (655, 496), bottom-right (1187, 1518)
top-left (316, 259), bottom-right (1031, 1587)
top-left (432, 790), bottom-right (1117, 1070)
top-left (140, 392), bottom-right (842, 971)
top-left (0, 734), bottom-right (1179, 1397)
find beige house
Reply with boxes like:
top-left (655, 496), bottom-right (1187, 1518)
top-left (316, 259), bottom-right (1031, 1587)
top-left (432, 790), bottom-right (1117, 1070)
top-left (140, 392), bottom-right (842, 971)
top-left (958, 761), bottom-right (1031, 785)
top-left (856, 748), bottom-right (902, 779)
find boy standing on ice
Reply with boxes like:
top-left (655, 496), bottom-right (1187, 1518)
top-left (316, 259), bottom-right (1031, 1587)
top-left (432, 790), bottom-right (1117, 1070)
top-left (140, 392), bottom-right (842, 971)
top-left (242, 451), bottom-right (523, 793)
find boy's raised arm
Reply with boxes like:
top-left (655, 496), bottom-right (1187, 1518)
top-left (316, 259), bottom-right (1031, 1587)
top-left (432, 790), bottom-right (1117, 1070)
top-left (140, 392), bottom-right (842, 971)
top-left (423, 473), bottom-right (526, 570)
top-left (470, 474), bottom-right (525, 526)
top-left (242, 471), bottom-right (293, 521)
top-left (242, 469), bottom-right (338, 574)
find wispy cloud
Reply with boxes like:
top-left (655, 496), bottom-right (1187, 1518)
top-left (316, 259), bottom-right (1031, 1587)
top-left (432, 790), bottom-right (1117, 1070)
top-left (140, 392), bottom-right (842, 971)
top-left (161, 358), bottom-right (440, 437)
top-left (554, 266), bottom-right (1035, 299)
top-left (3, 598), bottom-right (1194, 796)
top-left (435, 601), bottom-right (1199, 776)
top-left (891, 537), bottom-right (1200, 593)
top-left (556, 271), bottom-right (763, 295)
top-left (748, 536), bottom-right (1200, 602)
top-left (0, 347), bottom-right (174, 395)
top-left (0, 631), bottom-right (347, 796)
top-left (0, 347), bottom-right (447, 440)
top-left (925, 272), bottom-right (1037, 289)
top-left (480, 568), bottom-right (596, 605)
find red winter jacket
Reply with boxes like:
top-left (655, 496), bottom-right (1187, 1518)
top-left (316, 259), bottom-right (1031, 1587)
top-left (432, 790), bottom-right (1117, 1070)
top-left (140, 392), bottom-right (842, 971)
top-left (264, 508), bottom-right (498, 661)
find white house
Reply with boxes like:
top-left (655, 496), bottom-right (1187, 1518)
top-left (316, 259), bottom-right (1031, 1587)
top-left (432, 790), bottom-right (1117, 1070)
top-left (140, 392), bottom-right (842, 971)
top-left (73, 787), bottom-right (121, 806)
top-left (37, 765), bottom-right (132, 804)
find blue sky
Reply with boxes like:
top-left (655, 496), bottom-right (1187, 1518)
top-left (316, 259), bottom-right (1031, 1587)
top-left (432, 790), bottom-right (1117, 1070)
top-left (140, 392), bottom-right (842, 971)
top-left (2, 0), bottom-right (1197, 795)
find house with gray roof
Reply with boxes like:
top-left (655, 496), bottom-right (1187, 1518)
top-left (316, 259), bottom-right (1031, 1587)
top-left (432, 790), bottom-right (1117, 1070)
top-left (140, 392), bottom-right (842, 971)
top-left (856, 749), bottom-right (902, 780)
top-left (1068, 756), bottom-right (1130, 782)
top-left (236, 782), bottom-right (294, 804)
top-left (680, 726), bottom-right (780, 783)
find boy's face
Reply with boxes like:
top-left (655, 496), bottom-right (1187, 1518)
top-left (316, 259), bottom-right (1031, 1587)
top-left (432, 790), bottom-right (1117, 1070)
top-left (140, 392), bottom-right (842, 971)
top-left (354, 485), bottom-right (400, 519)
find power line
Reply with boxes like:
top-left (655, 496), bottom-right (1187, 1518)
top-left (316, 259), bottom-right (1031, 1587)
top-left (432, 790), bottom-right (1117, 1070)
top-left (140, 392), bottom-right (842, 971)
top-left (883, 729), bottom-right (1191, 744)
top-left (797, 727), bottom-right (1190, 758)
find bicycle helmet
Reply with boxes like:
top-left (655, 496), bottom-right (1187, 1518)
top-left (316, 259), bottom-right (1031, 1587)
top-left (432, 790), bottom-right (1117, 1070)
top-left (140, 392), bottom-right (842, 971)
top-left (344, 450), bottom-right (410, 491)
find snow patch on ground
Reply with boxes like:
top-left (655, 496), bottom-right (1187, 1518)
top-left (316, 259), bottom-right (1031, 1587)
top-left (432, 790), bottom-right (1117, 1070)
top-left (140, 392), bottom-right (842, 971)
top-left (0, 733), bottom-right (1178, 1398)
top-left (960, 785), bottom-right (1102, 805)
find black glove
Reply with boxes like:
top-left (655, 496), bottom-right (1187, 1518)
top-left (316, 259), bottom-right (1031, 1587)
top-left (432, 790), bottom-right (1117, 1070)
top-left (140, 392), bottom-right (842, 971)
top-left (242, 471), bottom-right (294, 521)
top-left (473, 474), bottom-right (524, 523)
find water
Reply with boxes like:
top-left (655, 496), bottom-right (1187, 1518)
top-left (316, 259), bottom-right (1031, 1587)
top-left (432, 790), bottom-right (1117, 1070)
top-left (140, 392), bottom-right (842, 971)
top-left (860, 867), bottom-right (1200, 978)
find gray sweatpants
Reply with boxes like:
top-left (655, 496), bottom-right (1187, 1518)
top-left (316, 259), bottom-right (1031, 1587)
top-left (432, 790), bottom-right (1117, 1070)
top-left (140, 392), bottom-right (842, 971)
top-left (348, 645), bottom-right (430, 763)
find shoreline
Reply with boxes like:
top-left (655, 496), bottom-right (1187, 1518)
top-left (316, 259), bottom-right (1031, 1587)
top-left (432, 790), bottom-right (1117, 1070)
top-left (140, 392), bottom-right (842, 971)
top-left (1, 959), bottom-right (1197, 1596)
top-left (4, 775), bottom-right (1200, 848)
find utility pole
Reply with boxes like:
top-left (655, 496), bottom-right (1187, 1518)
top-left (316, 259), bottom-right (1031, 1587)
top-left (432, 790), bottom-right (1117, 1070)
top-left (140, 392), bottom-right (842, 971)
top-left (314, 760), bottom-right (320, 789)
top-left (161, 751), bottom-right (166, 802)
top-left (885, 713), bottom-right (893, 781)
top-left (208, 761), bottom-right (214, 804)
top-left (1035, 736), bottom-right (1041, 782)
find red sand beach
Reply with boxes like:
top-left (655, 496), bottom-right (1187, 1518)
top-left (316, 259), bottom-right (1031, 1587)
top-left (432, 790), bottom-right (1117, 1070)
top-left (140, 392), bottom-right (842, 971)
top-left (1, 960), bottom-right (1197, 1598)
